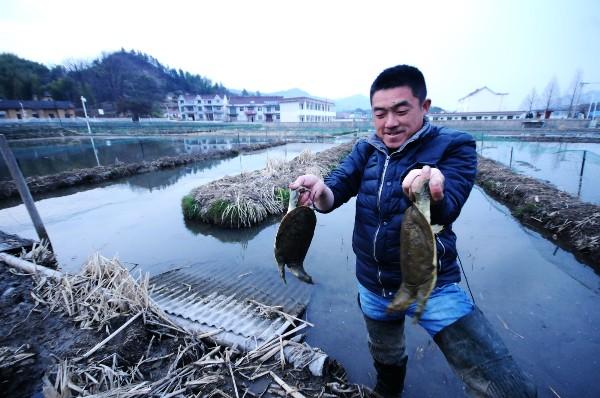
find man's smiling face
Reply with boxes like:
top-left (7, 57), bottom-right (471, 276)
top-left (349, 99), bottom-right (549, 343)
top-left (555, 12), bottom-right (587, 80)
top-left (372, 86), bottom-right (431, 149)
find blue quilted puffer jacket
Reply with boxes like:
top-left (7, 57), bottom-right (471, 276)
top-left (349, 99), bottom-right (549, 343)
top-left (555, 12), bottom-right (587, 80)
top-left (322, 120), bottom-right (477, 299)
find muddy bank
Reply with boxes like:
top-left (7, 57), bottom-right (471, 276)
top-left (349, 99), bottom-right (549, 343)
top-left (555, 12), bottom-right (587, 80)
top-left (476, 155), bottom-right (600, 270)
top-left (0, 142), bottom-right (284, 200)
top-left (0, 254), bottom-right (374, 397)
top-left (183, 141), bottom-right (354, 228)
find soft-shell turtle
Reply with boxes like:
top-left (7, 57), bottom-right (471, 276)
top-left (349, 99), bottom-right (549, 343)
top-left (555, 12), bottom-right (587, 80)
top-left (388, 180), bottom-right (443, 320)
top-left (274, 188), bottom-right (316, 284)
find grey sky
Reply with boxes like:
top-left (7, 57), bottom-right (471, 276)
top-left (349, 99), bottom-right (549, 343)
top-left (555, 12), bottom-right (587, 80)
top-left (1, 0), bottom-right (599, 110)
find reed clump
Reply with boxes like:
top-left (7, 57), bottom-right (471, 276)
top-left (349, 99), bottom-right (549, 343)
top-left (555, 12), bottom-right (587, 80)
top-left (182, 142), bottom-right (354, 228)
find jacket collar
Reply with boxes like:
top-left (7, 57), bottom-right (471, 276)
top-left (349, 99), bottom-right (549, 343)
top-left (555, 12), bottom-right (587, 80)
top-left (366, 117), bottom-right (432, 155)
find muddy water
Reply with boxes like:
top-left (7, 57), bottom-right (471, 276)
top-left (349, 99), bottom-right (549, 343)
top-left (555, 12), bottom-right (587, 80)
top-left (478, 140), bottom-right (600, 204)
top-left (1, 142), bottom-right (599, 397)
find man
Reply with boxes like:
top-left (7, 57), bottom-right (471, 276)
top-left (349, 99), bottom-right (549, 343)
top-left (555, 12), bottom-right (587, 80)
top-left (290, 65), bottom-right (536, 397)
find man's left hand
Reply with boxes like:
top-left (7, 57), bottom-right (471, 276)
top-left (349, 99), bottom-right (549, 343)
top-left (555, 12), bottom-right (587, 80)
top-left (402, 165), bottom-right (445, 202)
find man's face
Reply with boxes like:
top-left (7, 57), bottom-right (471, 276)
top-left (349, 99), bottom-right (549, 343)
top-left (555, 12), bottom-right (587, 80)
top-left (371, 86), bottom-right (431, 149)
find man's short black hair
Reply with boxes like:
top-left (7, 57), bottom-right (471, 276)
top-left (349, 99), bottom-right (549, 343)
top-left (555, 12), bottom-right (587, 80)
top-left (370, 65), bottom-right (427, 104)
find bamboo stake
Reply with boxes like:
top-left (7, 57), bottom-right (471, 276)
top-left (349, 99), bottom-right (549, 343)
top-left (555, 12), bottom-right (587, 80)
top-left (82, 312), bottom-right (143, 359)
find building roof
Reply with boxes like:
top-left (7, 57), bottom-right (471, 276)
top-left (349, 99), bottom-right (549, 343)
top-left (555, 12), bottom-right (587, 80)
top-left (279, 96), bottom-right (334, 105)
top-left (229, 96), bottom-right (283, 105)
top-left (458, 86), bottom-right (508, 102)
top-left (0, 100), bottom-right (74, 110)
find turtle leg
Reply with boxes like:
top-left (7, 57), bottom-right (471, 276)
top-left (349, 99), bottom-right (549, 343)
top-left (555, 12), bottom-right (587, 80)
top-left (277, 261), bottom-right (287, 284)
top-left (287, 262), bottom-right (313, 284)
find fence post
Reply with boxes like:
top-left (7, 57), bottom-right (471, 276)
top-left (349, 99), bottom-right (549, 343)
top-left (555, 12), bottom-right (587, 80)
top-left (580, 150), bottom-right (587, 177)
top-left (509, 147), bottom-right (513, 169)
top-left (0, 134), bottom-right (53, 250)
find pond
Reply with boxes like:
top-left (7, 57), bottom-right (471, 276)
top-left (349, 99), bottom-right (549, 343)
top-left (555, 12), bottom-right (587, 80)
top-left (0, 134), bottom-right (331, 181)
top-left (0, 142), bottom-right (598, 397)
top-left (477, 139), bottom-right (600, 204)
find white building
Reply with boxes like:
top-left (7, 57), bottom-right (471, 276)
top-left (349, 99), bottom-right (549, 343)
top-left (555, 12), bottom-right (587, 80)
top-left (227, 96), bottom-right (282, 122)
top-left (178, 94), bottom-right (228, 121)
top-left (279, 97), bottom-right (335, 123)
top-left (429, 110), bottom-right (526, 121)
top-left (457, 87), bottom-right (509, 112)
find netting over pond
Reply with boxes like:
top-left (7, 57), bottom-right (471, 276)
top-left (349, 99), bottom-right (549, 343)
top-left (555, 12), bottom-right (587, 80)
top-left (182, 141), bottom-right (355, 228)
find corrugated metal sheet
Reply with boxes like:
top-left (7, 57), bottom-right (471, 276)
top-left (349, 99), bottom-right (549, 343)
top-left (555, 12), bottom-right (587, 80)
top-left (150, 261), bottom-right (312, 341)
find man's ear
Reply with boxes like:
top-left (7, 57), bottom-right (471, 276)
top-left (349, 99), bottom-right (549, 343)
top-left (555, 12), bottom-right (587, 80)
top-left (422, 99), bottom-right (432, 112)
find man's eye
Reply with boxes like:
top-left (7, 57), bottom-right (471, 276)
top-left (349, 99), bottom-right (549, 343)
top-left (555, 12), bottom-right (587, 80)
top-left (396, 110), bottom-right (409, 115)
top-left (374, 113), bottom-right (385, 118)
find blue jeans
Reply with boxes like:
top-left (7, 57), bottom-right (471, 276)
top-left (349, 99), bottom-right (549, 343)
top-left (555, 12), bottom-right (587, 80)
top-left (358, 282), bottom-right (474, 336)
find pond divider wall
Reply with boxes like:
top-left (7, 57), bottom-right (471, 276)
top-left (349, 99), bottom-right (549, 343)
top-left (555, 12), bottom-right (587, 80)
top-left (477, 156), bottom-right (600, 270)
top-left (183, 141), bottom-right (355, 228)
top-left (0, 142), bottom-right (285, 200)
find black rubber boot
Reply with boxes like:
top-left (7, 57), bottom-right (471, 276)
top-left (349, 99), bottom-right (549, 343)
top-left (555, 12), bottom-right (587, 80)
top-left (433, 307), bottom-right (537, 398)
top-left (373, 357), bottom-right (407, 398)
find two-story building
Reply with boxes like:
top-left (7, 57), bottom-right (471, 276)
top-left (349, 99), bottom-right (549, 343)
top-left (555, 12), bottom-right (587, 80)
top-left (279, 97), bottom-right (335, 123)
top-left (227, 96), bottom-right (283, 122)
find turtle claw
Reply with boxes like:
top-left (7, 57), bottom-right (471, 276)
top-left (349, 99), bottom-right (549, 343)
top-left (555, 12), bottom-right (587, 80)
top-left (288, 263), bottom-right (313, 284)
top-left (278, 262), bottom-right (287, 284)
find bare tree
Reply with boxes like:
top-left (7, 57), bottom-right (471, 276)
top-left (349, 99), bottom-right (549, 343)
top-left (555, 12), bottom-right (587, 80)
top-left (521, 87), bottom-right (537, 114)
top-left (542, 77), bottom-right (559, 118)
top-left (567, 69), bottom-right (583, 118)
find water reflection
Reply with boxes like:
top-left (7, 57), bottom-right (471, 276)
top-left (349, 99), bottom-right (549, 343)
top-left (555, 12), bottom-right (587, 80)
top-left (478, 140), bottom-right (600, 204)
top-left (1, 135), bottom-right (340, 181)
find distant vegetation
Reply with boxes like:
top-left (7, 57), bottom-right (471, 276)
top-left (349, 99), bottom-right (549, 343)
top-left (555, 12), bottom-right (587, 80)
top-left (0, 50), bottom-right (229, 117)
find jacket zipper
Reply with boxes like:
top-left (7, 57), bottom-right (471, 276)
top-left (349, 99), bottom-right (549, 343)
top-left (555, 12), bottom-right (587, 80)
top-left (373, 155), bottom-right (390, 295)
top-left (373, 155), bottom-right (390, 262)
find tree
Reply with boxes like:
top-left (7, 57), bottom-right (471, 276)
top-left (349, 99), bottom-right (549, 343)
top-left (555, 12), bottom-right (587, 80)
top-left (566, 69), bottom-right (583, 118)
top-left (542, 77), bottom-right (559, 118)
top-left (521, 88), bottom-right (537, 113)
top-left (241, 89), bottom-right (249, 96)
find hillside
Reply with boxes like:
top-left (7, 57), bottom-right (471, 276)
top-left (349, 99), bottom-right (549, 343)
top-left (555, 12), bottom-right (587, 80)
top-left (0, 50), bottom-right (227, 117)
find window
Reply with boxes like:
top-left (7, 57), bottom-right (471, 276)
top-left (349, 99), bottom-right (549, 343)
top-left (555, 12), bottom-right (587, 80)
top-left (507, 116), bottom-right (513, 120)
top-left (476, 116), bottom-right (482, 120)
top-left (300, 103), bottom-right (304, 110)
top-left (240, 107), bottom-right (244, 111)
top-left (491, 116), bottom-right (497, 120)
top-left (207, 100), bottom-right (211, 104)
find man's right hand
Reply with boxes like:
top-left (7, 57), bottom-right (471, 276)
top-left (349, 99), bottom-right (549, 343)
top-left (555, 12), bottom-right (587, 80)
top-left (289, 174), bottom-right (334, 211)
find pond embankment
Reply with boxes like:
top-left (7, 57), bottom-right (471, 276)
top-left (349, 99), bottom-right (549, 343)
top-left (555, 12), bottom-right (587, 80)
top-left (477, 156), bottom-right (600, 270)
top-left (0, 142), bottom-right (285, 200)
top-left (182, 141), bottom-right (354, 228)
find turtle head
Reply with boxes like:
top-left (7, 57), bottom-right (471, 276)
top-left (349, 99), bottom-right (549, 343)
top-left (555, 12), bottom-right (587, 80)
top-left (288, 188), bottom-right (299, 213)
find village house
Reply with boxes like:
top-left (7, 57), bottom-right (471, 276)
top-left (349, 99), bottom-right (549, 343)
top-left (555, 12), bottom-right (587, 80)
top-left (457, 86), bottom-right (509, 112)
top-left (279, 97), bottom-right (335, 123)
top-left (429, 110), bottom-right (526, 121)
top-left (0, 99), bottom-right (75, 120)
top-left (227, 96), bottom-right (283, 122)
top-left (177, 94), bottom-right (228, 121)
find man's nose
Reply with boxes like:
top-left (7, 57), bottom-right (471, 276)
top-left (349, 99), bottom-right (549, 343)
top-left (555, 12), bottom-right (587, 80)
top-left (385, 113), bottom-right (399, 128)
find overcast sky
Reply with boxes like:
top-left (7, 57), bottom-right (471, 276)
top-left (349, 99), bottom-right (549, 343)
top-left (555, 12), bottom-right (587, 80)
top-left (1, 0), bottom-right (599, 110)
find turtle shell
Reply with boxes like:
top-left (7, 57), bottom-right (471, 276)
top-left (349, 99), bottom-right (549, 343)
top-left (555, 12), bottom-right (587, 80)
top-left (274, 206), bottom-right (317, 265)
